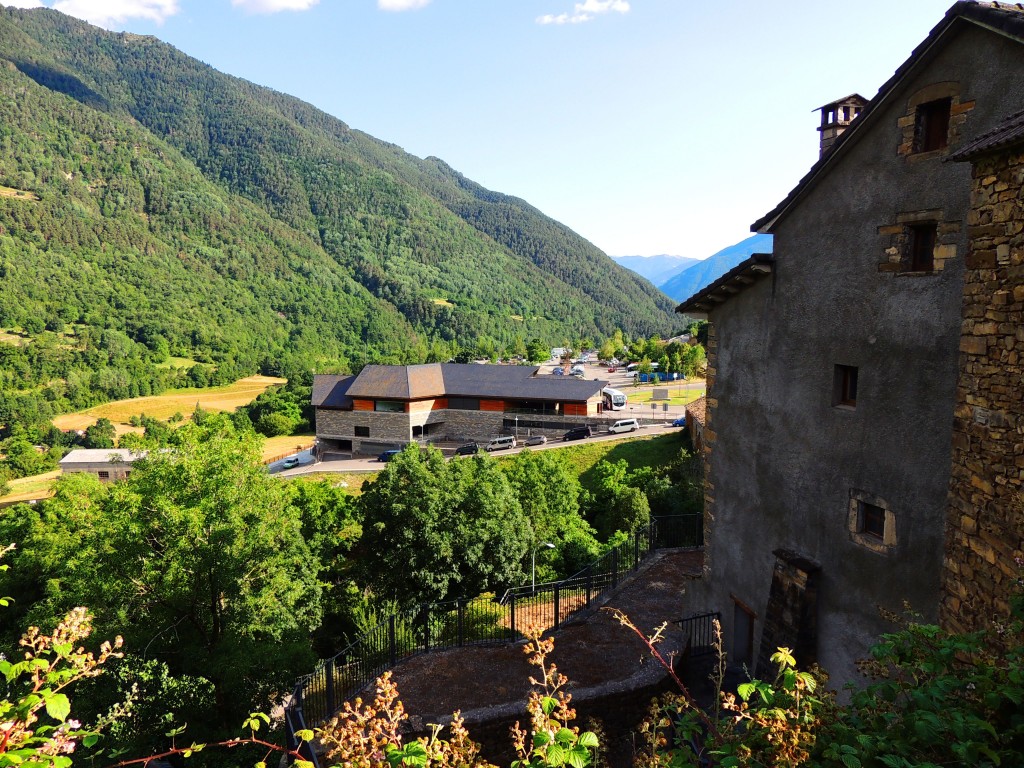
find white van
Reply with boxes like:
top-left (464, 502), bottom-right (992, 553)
top-left (485, 435), bottom-right (517, 451)
top-left (608, 418), bottom-right (640, 434)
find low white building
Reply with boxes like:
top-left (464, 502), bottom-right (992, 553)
top-left (59, 448), bottom-right (147, 482)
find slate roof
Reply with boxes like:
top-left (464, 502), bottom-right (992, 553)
top-left (334, 363), bottom-right (606, 403)
top-left (675, 253), bottom-right (775, 315)
top-left (311, 374), bottom-right (355, 408)
top-left (947, 107), bottom-right (1024, 159)
top-left (60, 449), bottom-right (146, 464)
top-left (752, 1), bottom-right (1024, 233)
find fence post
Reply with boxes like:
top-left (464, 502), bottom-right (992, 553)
top-left (457, 601), bottom-right (465, 647)
top-left (509, 593), bottom-right (517, 640)
top-left (325, 658), bottom-right (336, 718)
top-left (585, 566), bottom-right (593, 608)
top-left (634, 529), bottom-right (640, 569)
top-left (554, 583), bottom-right (560, 630)
top-left (612, 547), bottom-right (619, 588)
top-left (389, 614), bottom-right (397, 668)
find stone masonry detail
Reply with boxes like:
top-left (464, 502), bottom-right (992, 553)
top-left (942, 145), bottom-right (1024, 635)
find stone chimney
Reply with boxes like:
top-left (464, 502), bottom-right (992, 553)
top-left (816, 94), bottom-right (867, 157)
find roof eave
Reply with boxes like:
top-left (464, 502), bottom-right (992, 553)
top-left (675, 254), bottom-right (775, 315)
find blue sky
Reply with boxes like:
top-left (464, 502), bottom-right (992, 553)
top-left (6, 0), bottom-right (956, 258)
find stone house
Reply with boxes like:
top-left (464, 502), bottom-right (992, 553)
top-left (59, 448), bottom-right (146, 481)
top-left (677, 1), bottom-right (1024, 682)
top-left (313, 363), bottom-right (608, 457)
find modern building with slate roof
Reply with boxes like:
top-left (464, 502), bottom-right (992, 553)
top-left (313, 364), bottom-right (608, 456)
top-left (676, 1), bottom-right (1024, 685)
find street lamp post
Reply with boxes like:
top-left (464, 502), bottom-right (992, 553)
top-left (515, 416), bottom-right (518, 440)
top-left (532, 541), bottom-right (556, 593)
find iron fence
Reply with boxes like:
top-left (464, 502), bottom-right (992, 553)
top-left (285, 514), bottom-right (701, 758)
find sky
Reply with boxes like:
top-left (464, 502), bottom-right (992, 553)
top-left (4, 0), bottom-right (958, 259)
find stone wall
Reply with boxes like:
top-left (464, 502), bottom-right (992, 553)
top-left (941, 144), bottom-right (1024, 634)
top-left (756, 549), bottom-right (821, 672)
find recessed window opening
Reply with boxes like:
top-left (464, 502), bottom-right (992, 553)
top-left (909, 223), bottom-right (937, 272)
top-left (860, 502), bottom-right (886, 539)
top-left (354, 426), bottom-right (370, 437)
top-left (914, 98), bottom-right (951, 152)
top-left (833, 365), bottom-right (858, 408)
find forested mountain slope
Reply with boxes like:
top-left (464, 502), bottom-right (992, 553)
top-left (0, 7), bottom-right (675, 340)
top-left (0, 6), bottom-right (677, 432)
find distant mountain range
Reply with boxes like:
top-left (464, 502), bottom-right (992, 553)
top-left (610, 255), bottom-right (700, 286)
top-left (659, 234), bottom-right (773, 303)
top-left (613, 235), bottom-right (774, 305)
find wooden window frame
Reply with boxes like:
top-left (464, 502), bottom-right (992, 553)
top-left (908, 222), bottom-right (937, 272)
top-left (914, 98), bottom-right (951, 153)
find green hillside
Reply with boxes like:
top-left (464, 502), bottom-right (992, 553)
top-left (0, 6), bottom-right (676, 432)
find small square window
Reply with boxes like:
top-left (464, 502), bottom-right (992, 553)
top-left (914, 98), bottom-right (951, 153)
top-left (859, 502), bottom-right (886, 539)
top-left (833, 365), bottom-right (858, 408)
top-left (354, 426), bottom-right (370, 437)
top-left (97, 471), bottom-right (110, 480)
top-left (848, 490), bottom-right (896, 553)
top-left (908, 223), bottom-right (936, 272)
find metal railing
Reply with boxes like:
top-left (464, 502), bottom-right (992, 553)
top-left (676, 611), bottom-right (720, 658)
top-left (284, 514), bottom-right (702, 758)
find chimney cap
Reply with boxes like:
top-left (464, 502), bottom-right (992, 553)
top-left (813, 93), bottom-right (868, 113)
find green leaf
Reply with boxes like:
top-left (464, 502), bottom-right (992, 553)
top-left (840, 754), bottom-right (861, 768)
top-left (555, 728), bottom-right (575, 745)
top-left (565, 747), bottom-right (588, 768)
top-left (546, 743), bottom-right (567, 766)
top-left (737, 682), bottom-right (755, 701)
top-left (577, 731), bottom-right (599, 749)
top-left (44, 693), bottom-right (71, 722)
top-left (295, 729), bottom-right (314, 742)
top-left (542, 696), bottom-right (558, 715)
top-left (83, 735), bottom-right (100, 747)
top-left (534, 731), bottom-right (552, 747)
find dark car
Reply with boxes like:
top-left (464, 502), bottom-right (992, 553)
top-left (562, 425), bottom-right (593, 442)
top-left (454, 443), bottom-right (480, 456)
top-left (377, 449), bottom-right (401, 462)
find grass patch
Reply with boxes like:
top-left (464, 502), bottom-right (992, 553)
top-left (625, 387), bottom-right (705, 407)
top-left (155, 356), bottom-right (199, 369)
top-left (0, 470), bottom-right (59, 505)
top-left (261, 433), bottom-right (316, 463)
top-left (51, 375), bottom-right (286, 431)
top-left (297, 472), bottom-right (376, 495)
top-left (432, 298), bottom-right (455, 307)
top-left (0, 331), bottom-right (26, 346)
top-left (0, 185), bottom-right (40, 201)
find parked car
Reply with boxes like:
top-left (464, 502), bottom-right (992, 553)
top-left (562, 425), bottom-right (592, 441)
top-left (485, 435), bottom-right (517, 451)
top-left (608, 418), bottom-right (640, 434)
top-left (672, 416), bottom-right (687, 427)
top-left (523, 434), bottom-right (547, 446)
top-left (282, 456), bottom-right (300, 469)
top-left (607, 366), bottom-right (617, 373)
top-left (377, 449), bottom-right (401, 462)
top-left (552, 367), bottom-right (564, 375)
top-left (454, 443), bottom-right (480, 456)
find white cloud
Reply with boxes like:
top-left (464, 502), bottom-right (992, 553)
top-left (49, 0), bottom-right (179, 27)
top-left (3, 1), bottom-right (45, 9)
top-left (230, 0), bottom-right (320, 13)
top-left (377, 0), bottom-right (430, 11)
top-left (537, 0), bottom-right (629, 25)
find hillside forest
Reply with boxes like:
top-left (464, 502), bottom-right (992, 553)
top-left (0, 6), bottom-right (688, 455)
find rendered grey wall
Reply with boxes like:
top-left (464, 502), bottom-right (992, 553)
top-left (689, 23), bottom-right (1024, 683)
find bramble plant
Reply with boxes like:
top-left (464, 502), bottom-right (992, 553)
top-left (0, 544), bottom-right (124, 768)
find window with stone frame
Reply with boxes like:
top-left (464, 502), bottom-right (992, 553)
top-left (907, 221), bottom-right (937, 272)
top-left (848, 490), bottom-right (896, 554)
top-left (354, 425), bottom-right (369, 437)
top-left (913, 97), bottom-right (952, 153)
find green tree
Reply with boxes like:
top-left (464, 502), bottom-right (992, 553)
top-left (83, 417), bottom-right (116, 449)
top-left (359, 446), bottom-right (530, 607)
top-left (11, 417), bottom-right (322, 739)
